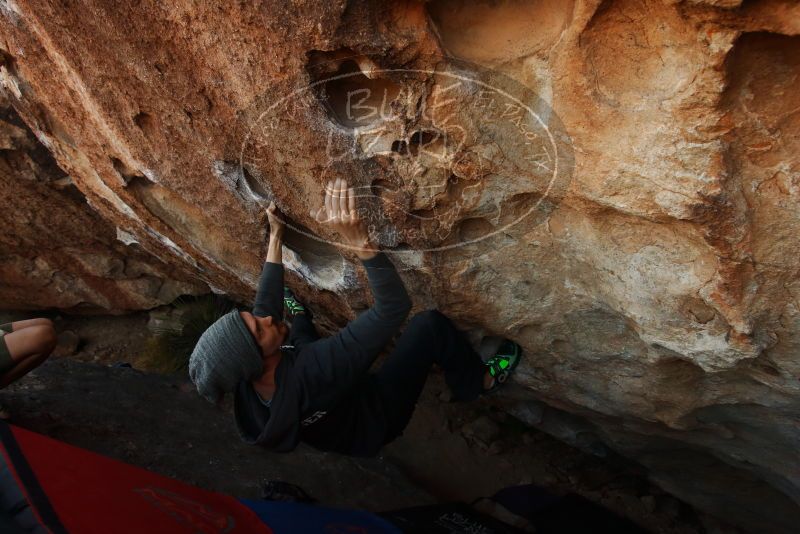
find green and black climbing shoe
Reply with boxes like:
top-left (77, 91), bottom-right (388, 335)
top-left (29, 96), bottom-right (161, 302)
top-left (484, 339), bottom-right (522, 392)
top-left (283, 286), bottom-right (306, 318)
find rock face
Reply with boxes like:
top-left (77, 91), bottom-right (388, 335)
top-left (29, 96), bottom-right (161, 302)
top-left (1, 0), bottom-right (799, 530)
top-left (0, 93), bottom-right (205, 312)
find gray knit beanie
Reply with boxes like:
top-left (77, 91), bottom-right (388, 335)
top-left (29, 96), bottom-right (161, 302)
top-left (188, 310), bottom-right (264, 404)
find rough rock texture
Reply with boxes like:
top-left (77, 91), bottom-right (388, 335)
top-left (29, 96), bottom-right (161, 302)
top-left (0, 92), bottom-right (205, 312)
top-left (1, 0), bottom-right (799, 530)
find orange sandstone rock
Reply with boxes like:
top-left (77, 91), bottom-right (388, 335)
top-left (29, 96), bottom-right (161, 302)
top-left (1, 0), bottom-right (799, 530)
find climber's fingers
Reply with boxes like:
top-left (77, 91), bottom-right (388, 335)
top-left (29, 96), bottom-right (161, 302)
top-left (311, 182), bottom-right (329, 223)
top-left (324, 180), bottom-right (334, 221)
top-left (267, 201), bottom-right (280, 221)
top-left (347, 187), bottom-right (357, 223)
top-left (329, 179), bottom-right (341, 222)
top-left (336, 178), bottom-right (347, 222)
top-left (338, 179), bottom-right (348, 220)
top-left (310, 206), bottom-right (323, 223)
top-left (266, 202), bottom-right (285, 237)
top-left (315, 179), bottom-right (359, 226)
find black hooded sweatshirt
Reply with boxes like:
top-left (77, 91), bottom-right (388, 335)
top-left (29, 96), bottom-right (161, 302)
top-left (233, 252), bottom-right (412, 456)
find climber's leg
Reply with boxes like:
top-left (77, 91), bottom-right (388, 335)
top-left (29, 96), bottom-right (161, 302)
top-left (284, 288), bottom-right (319, 349)
top-left (283, 286), bottom-right (306, 318)
top-left (0, 319), bottom-right (56, 389)
top-left (483, 339), bottom-right (523, 393)
top-left (373, 310), bottom-right (486, 443)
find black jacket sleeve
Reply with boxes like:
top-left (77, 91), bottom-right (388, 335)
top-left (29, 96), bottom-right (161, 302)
top-left (252, 262), bottom-right (284, 319)
top-left (294, 253), bottom-right (412, 410)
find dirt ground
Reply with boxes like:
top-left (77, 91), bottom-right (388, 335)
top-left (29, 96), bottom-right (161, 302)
top-left (0, 310), bottom-right (739, 533)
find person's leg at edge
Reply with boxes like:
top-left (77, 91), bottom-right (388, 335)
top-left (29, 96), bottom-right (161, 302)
top-left (373, 310), bottom-right (487, 444)
top-left (2, 318), bottom-right (53, 333)
top-left (283, 287), bottom-right (319, 350)
top-left (0, 320), bottom-right (57, 389)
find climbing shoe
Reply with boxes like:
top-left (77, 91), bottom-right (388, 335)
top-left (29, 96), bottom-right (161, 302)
top-left (484, 339), bottom-right (522, 392)
top-left (283, 286), bottom-right (305, 317)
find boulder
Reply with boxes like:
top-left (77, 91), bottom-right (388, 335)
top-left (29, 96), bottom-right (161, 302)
top-left (0, 93), bottom-right (205, 312)
top-left (1, 0), bottom-right (799, 530)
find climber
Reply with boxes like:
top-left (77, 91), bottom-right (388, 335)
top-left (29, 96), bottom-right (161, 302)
top-left (188, 178), bottom-right (522, 456)
top-left (0, 318), bottom-right (57, 418)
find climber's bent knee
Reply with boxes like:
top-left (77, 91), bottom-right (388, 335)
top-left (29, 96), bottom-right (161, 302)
top-left (0, 333), bottom-right (13, 374)
top-left (406, 309), bottom-right (449, 332)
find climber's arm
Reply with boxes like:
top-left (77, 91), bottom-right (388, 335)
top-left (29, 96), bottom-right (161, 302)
top-left (294, 179), bottom-right (411, 406)
top-left (297, 252), bottom-right (411, 403)
top-left (253, 203), bottom-right (285, 319)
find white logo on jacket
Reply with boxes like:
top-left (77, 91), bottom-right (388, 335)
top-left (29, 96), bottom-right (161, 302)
top-left (301, 411), bottom-right (327, 426)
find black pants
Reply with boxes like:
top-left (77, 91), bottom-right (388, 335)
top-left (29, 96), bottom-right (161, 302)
top-left (289, 310), bottom-right (485, 444)
top-left (374, 310), bottom-right (486, 443)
